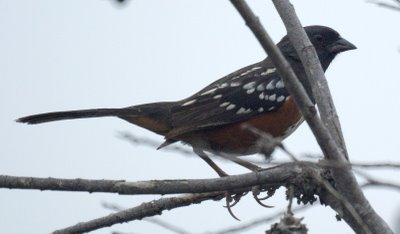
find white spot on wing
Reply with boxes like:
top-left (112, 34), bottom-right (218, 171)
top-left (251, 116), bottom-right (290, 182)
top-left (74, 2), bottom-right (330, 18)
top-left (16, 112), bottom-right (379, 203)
top-left (218, 83), bottom-right (228, 89)
top-left (260, 68), bottom-right (276, 76)
top-left (277, 95), bottom-right (285, 102)
top-left (201, 87), bottom-right (217, 96)
top-left (266, 80), bottom-right (275, 90)
top-left (243, 81), bottom-right (256, 90)
top-left (236, 107), bottom-right (246, 114)
top-left (258, 107), bottom-right (264, 112)
top-left (240, 66), bottom-right (262, 76)
top-left (182, 99), bottom-right (197, 106)
top-left (237, 107), bottom-right (252, 114)
top-left (259, 92), bottom-right (265, 100)
top-left (268, 106), bottom-right (275, 111)
top-left (276, 80), bottom-right (284, 89)
top-left (246, 88), bottom-right (255, 94)
top-left (220, 102), bottom-right (230, 107)
top-left (213, 94), bottom-right (223, 99)
top-left (256, 83), bottom-right (265, 91)
top-left (226, 104), bottom-right (236, 110)
top-left (269, 94), bottom-right (276, 101)
top-left (230, 82), bottom-right (241, 87)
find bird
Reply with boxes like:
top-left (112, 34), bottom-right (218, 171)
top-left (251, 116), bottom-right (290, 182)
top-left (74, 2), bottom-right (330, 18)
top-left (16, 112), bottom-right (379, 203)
top-left (17, 25), bottom-right (356, 177)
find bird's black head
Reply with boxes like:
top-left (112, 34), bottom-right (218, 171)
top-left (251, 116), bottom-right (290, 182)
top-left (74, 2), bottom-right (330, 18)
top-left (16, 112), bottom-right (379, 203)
top-left (278, 25), bottom-right (356, 71)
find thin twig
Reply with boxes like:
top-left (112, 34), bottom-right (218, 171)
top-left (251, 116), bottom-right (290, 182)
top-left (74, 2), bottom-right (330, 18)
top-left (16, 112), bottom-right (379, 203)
top-left (103, 202), bottom-right (191, 234)
top-left (144, 218), bottom-right (191, 234)
top-left (362, 180), bottom-right (400, 191)
top-left (368, 0), bottom-right (400, 11)
top-left (103, 202), bottom-right (311, 234)
top-left (53, 192), bottom-right (224, 234)
top-left (354, 170), bottom-right (400, 191)
top-left (352, 162), bottom-right (400, 169)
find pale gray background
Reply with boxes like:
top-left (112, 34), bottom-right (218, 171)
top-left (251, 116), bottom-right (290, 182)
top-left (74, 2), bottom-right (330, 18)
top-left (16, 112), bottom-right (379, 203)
top-left (1, 0), bottom-right (399, 233)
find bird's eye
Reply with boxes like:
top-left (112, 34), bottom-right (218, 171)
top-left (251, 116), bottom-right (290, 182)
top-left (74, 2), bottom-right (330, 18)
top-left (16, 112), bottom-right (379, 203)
top-left (314, 34), bottom-right (323, 42)
top-left (314, 35), bottom-right (323, 42)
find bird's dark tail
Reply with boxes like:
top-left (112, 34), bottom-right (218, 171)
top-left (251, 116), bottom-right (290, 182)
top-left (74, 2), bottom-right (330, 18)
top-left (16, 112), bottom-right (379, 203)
top-left (17, 102), bottom-right (174, 135)
top-left (16, 108), bottom-right (133, 124)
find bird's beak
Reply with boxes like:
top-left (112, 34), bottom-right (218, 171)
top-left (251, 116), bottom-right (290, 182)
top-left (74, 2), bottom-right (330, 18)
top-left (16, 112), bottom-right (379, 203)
top-left (328, 37), bottom-right (357, 53)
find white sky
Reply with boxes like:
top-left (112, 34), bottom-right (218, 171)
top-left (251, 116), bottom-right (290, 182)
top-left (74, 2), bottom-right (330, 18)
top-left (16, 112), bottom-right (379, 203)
top-left (1, 0), bottom-right (399, 233)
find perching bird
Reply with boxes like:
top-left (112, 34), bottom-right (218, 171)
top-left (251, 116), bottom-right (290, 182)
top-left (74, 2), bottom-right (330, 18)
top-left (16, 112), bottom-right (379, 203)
top-left (17, 25), bottom-right (356, 176)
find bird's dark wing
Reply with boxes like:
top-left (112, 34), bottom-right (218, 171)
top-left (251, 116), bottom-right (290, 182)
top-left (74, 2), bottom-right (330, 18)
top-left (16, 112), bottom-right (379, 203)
top-left (167, 60), bottom-right (290, 138)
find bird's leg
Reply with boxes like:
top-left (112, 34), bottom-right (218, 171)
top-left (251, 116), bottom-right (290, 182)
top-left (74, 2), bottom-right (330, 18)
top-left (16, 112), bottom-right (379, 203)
top-left (193, 148), bottom-right (243, 220)
top-left (230, 157), bottom-right (261, 171)
top-left (193, 148), bottom-right (229, 177)
top-left (229, 158), bottom-right (273, 207)
top-left (231, 158), bottom-right (274, 208)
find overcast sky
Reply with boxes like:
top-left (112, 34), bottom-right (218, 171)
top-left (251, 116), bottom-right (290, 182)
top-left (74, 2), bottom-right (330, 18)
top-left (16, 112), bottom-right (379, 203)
top-left (1, 0), bottom-right (400, 233)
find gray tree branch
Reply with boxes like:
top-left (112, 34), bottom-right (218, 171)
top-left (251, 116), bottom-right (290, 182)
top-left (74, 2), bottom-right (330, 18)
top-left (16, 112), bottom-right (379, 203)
top-left (270, 2), bottom-right (392, 233)
top-left (230, 0), bottom-right (393, 233)
top-left (272, 1), bottom-right (349, 160)
top-left (102, 201), bottom-right (310, 234)
top-left (52, 192), bottom-right (224, 234)
top-left (0, 163), bottom-right (303, 195)
top-left (49, 160), bottom-right (338, 233)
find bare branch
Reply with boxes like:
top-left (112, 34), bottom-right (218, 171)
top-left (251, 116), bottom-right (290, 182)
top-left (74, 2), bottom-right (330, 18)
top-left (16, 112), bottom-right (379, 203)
top-left (0, 163), bottom-right (303, 195)
top-left (368, 0), bottom-right (400, 11)
top-left (102, 202), bottom-right (310, 234)
top-left (352, 162), bottom-right (400, 169)
top-left (271, 1), bottom-right (348, 162)
top-left (6, 161), bottom-right (373, 233)
top-left (270, 1), bottom-right (393, 233)
top-left (272, 1), bottom-right (349, 160)
top-left (103, 202), bottom-right (191, 234)
top-left (144, 218), bottom-right (191, 234)
top-left (362, 180), bottom-right (400, 191)
top-left (354, 170), bottom-right (400, 191)
top-left (53, 192), bottom-right (223, 234)
top-left (230, 0), bottom-right (392, 233)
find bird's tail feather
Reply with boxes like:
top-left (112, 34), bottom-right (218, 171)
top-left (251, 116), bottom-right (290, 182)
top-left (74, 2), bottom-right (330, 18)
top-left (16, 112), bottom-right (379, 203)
top-left (16, 108), bottom-right (139, 124)
top-left (16, 102), bottom-right (174, 135)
